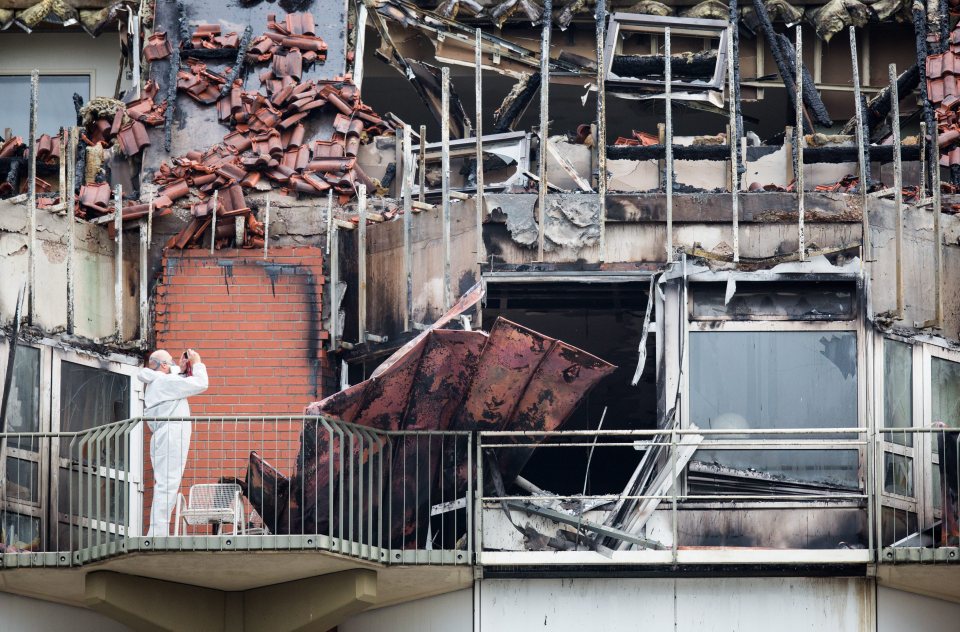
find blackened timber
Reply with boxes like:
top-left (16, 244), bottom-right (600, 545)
top-left (730, 0), bottom-right (743, 177)
top-left (493, 72), bottom-right (541, 133)
top-left (607, 143), bottom-right (919, 163)
top-left (774, 33), bottom-right (831, 127)
top-left (610, 51), bottom-right (717, 80)
top-left (750, 0), bottom-right (811, 133)
top-left (839, 65), bottom-right (920, 137)
top-left (913, 4), bottom-right (936, 192)
top-left (217, 25), bottom-right (253, 98)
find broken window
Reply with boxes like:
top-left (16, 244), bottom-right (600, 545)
top-left (689, 329), bottom-right (859, 489)
top-left (690, 281), bottom-right (856, 321)
top-left (883, 339), bottom-right (913, 447)
top-left (0, 74), bottom-right (90, 137)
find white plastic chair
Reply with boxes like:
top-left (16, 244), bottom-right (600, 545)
top-left (174, 483), bottom-right (245, 535)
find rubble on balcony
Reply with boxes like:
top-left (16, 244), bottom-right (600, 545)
top-left (240, 291), bottom-right (616, 543)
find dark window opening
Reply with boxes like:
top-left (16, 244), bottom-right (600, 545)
top-left (483, 280), bottom-right (656, 497)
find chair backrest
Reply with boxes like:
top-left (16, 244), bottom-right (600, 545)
top-left (188, 483), bottom-right (241, 510)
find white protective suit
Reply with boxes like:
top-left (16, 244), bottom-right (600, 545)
top-left (138, 363), bottom-right (209, 536)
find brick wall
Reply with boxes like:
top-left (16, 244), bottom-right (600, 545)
top-left (154, 246), bottom-right (334, 414)
top-left (146, 247), bottom-right (333, 534)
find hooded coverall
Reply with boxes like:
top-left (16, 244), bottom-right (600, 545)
top-left (138, 363), bottom-right (209, 536)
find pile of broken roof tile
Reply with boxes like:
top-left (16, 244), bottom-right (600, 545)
top-left (0, 134), bottom-right (60, 197)
top-left (152, 11), bottom-right (395, 250)
top-left (926, 28), bottom-right (960, 167)
top-left (614, 130), bottom-right (660, 146)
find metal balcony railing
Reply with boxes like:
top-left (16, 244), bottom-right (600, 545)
top-left (2, 418), bottom-right (960, 568)
top-left (477, 427), bottom-right (874, 564)
top-left (0, 416), bottom-right (473, 567)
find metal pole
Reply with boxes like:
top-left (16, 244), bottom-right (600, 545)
top-left (934, 125), bottom-right (944, 329)
top-left (325, 189), bottom-right (334, 256)
top-left (920, 121), bottom-right (927, 200)
top-left (66, 126), bottom-right (77, 335)
top-left (358, 184), bottom-right (368, 344)
top-left (850, 27), bottom-right (870, 261)
top-left (403, 124), bottom-right (413, 331)
top-left (210, 189), bottom-right (219, 254)
top-left (665, 28), bottom-right (673, 263)
top-left (795, 26), bottom-right (805, 261)
top-left (139, 219), bottom-right (148, 346)
top-left (263, 197), bottom-right (271, 260)
top-left (114, 184), bottom-right (123, 341)
top-left (418, 124), bottom-right (427, 204)
top-left (727, 26), bottom-right (739, 263)
top-left (475, 28), bottom-right (486, 266)
top-left (330, 220), bottom-right (340, 349)
top-left (596, 0), bottom-right (607, 263)
top-left (442, 66), bottom-right (452, 310)
top-left (890, 63), bottom-right (904, 319)
top-left (537, 0), bottom-right (552, 263)
top-left (27, 70), bottom-right (38, 323)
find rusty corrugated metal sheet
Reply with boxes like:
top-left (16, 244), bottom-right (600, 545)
top-left (244, 317), bottom-right (616, 540)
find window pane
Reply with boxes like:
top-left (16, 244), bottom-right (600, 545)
top-left (3, 345), bottom-right (40, 452)
top-left (690, 282), bottom-right (856, 320)
top-left (883, 340), bottom-right (913, 447)
top-left (931, 358), bottom-right (960, 458)
top-left (59, 361), bottom-right (130, 465)
top-left (0, 75), bottom-right (90, 137)
top-left (690, 331), bottom-right (859, 487)
top-left (0, 511), bottom-right (41, 551)
top-left (4, 457), bottom-right (39, 504)
top-left (883, 453), bottom-right (914, 497)
top-left (690, 331), bottom-right (858, 428)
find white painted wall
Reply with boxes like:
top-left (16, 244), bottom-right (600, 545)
top-left (877, 586), bottom-right (960, 632)
top-left (340, 589), bottom-right (472, 632)
top-left (479, 577), bottom-right (874, 632)
top-left (0, 592), bottom-right (130, 631)
top-left (0, 32), bottom-right (130, 101)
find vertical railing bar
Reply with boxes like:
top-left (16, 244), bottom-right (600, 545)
top-left (441, 67), bottom-right (453, 311)
top-left (475, 28), bottom-right (486, 266)
top-left (933, 126), bottom-right (943, 329)
top-left (727, 26), bottom-right (740, 263)
top-left (665, 27), bottom-right (674, 263)
top-left (850, 26), bottom-right (870, 261)
top-left (27, 70), bottom-right (38, 324)
top-left (358, 184), bottom-right (367, 345)
top-left (114, 185), bottom-right (123, 341)
top-left (536, 2), bottom-right (551, 263)
top-left (890, 62), bottom-right (904, 320)
top-left (402, 125), bottom-right (413, 331)
top-left (66, 126), bottom-right (77, 334)
top-left (596, 0), bottom-right (607, 263)
top-left (795, 26), bottom-right (805, 261)
top-left (418, 124), bottom-right (427, 204)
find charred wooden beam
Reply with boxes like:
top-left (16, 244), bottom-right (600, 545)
top-left (913, 4), bottom-right (937, 192)
top-left (610, 51), bottom-right (718, 80)
top-left (774, 33), bottom-right (832, 127)
top-left (493, 72), bottom-right (541, 133)
top-left (750, 0), bottom-right (808, 132)
top-left (839, 64), bottom-right (920, 138)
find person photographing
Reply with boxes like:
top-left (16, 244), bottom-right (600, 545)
top-left (138, 348), bottom-right (209, 536)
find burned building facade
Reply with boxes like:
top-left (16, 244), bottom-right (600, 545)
top-left (1, 0), bottom-right (960, 629)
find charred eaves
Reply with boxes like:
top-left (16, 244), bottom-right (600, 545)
top-left (493, 72), bottom-right (541, 133)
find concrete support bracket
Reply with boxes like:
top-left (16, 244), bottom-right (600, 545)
top-left (84, 569), bottom-right (378, 632)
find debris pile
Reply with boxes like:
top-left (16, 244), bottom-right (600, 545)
top-left (929, 28), bottom-right (960, 167)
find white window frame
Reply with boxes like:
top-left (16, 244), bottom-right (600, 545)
top-left (676, 277), bottom-right (866, 505)
top-left (0, 337), bottom-right (142, 551)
